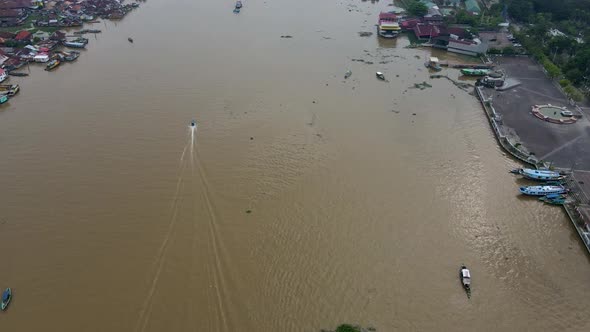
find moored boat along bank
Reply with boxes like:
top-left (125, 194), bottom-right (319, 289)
top-left (0, 0), bottom-right (143, 105)
top-left (474, 56), bottom-right (590, 255)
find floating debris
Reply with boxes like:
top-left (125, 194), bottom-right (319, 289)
top-left (429, 75), bottom-right (474, 91)
top-left (358, 31), bottom-right (373, 37)
top-left (280, 35), bottom-right (293, 38)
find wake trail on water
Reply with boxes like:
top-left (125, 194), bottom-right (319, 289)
top-left (135, 129), bottom-right (191, 332)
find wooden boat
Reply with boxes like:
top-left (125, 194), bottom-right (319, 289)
top-left (460, 68), bottom-right (490, 76)
top-left (8, 72), bottom-right (28, 77)
top-left (376, 72), bottom-right (385, 80)
top-left (63, 41), bottom-right (86, 48)
top-left (64, 51), bottom-right (80, 61)
top-left (344, 70), bottom-right (352, 79)
top-left (519, 185), bottom-right (567, 196)
top-left (545, 197), bottom-right (566, 205)
top-left (539, 193), bottom-right (566, 201)
top-left (1, 288), bottom-right (10, 311)
top-left (0, 84), bottom-right (20, 96)
top-left (45, 59), bottom-right (61, 71)
top-left (235, 1), bottom-right (243, 8)
top-left (460, 265), bottom-right (471, 298)
top-left (517, 168), bottom-right (564, 181)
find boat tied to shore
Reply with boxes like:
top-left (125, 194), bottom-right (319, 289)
top-left (512, 168), bottom-right (565, 181)
top-left (0, 84), bottom-right (20, 96)
top-left (519, 185), bottom-right (567, 196)
top-left (377, 12), bottom-right (401, 38)
top-left (63, 51), bottom-right (80, 61)
top-left (63, 41), bottom-right (86, 48)
top-left (45, 59), bottom-right (61, 71)
top-left (460, 68), bottom-right (490, 76)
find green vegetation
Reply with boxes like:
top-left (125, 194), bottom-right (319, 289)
top-left (335, 325), bottom-right (361, 332)
top-left (406, 0), bottom-right (428, 17)
top-left (506, 0), bottom-right (590, 96)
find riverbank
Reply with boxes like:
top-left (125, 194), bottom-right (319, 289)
top-left (474, 55), bottom-right (590, 255)
top-left (0, 0), bottom-right (142, 103)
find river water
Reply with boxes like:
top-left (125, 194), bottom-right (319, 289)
top-left (1, 1), bottom-right (590, 331)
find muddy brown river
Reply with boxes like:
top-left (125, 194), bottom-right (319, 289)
top-left (1, 1), bottom-right (590, 331)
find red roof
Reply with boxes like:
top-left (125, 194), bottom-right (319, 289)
top-left (379, 12), bottom-right (397, 21)
top-left (413, 24), bottom-right (442, 38)
top-left (14, 30), bottom-right (31, 41)
top-left (400, 18), bottom-right (420, 30)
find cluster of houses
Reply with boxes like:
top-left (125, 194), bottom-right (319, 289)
top-left (385, 3), bottom-right (491, 57)
top-left (0, 0), bottom-right (139, 28)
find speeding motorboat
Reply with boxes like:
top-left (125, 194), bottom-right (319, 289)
top-left (460, 265), bottom-right (471, 298)
top-left (190, 120), bottom-right (196, 127)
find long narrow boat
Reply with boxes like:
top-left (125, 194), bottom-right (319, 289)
top-left (539, 193), bottom-right (566, 201)
top-left (8, 72), bottom-right (28, 77)
top-left (461, 68), bottom-right (490, 76)
top-left (519, 185), bottom-right (567, 196)
top-left (63, 41), bottom-right (86, 48)
top-left (1, 288), bottom-right (11, 311)
top-left (45, 59), bottom-right (61, 71)
top-left (0, 84), bottom-right (20, 96)
top-left (460, 265), bottom-right (471, 298)
top-left (545, 198), bottom-right (566, 205)
top-left (517, 168), bottom-right (564, 181)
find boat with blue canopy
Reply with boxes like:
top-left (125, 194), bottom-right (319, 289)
top-left (519, 185), bottom-right (567, 196)
top-left (1, 288), bottom-right (11, 311)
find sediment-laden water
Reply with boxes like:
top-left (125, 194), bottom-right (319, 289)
top-left (1, 1), bottom-right (589, 331)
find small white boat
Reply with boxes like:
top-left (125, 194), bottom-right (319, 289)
top-left (519, 185), bottom-right (567, 196)
top-left (460, 265), bottom-right (471, 298)
top-left (517, 168), bottom-right (564, 181)
top-left (376, 72), bottom-right (385, 80)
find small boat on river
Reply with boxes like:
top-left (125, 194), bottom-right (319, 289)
top-left (63, 51), bottom-right (80, 61)
top-left (376, 72), bottom-right (385, 80)
top-left (0, 84), bottom-right (20, 96)
top-left (63, 41), bottom-right (86, 48)
top-left (460, 265), bottom-right (471, 298)
top-left (514, 168), bottom-right (565, 181)
top-left (45, 59), bottom-right (60, 71)
top-left (128, 37), bottom-right (134, 43)
top-left (1, 288), bottom-right (11, 311)
top-left (0, 94), bottom-right (9, 104)
top-left (235, 1), bottom-right (243, 8)
top-left (344, 70), bottom-right (352, 79)
top-left (519, 185), bottom-right (567, 196)
top-left (461, 68), bottom-right (490, 76)
top-left (8, 72), bottom-right (28, 77)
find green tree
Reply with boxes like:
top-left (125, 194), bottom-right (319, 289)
top-left (507, 0), bottom-right (534, 22)
top-left (407, 0), bottom-right (428, 17)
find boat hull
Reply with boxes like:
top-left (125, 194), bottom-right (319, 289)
top-left (519, 185), bottom-right (567, 196)
top-left (1, 288), bottom-right (11, 311)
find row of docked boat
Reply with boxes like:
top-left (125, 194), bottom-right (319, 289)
top-left (512, 168), bottom-right (569, 205)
